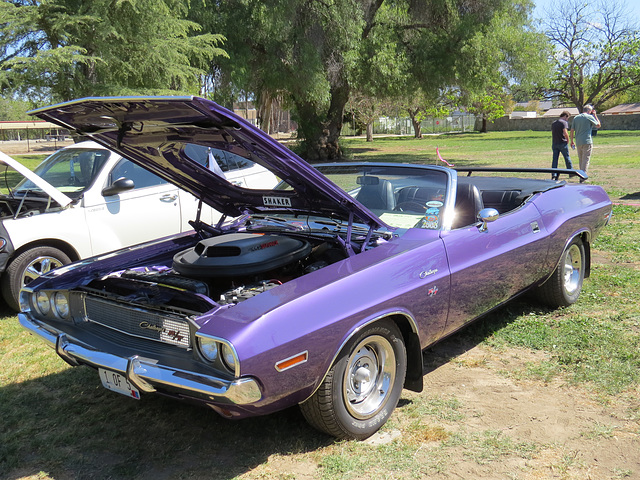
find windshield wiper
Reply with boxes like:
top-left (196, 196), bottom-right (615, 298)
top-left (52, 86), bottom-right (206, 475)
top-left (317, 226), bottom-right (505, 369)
top-left (315, 219), bottom-right (392, 240)
top-left (245, 215), bottom-right (307, 231)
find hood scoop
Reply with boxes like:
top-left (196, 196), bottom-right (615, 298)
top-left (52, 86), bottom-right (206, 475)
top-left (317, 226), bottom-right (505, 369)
top-left (173, 233), bottom-right (311, 278)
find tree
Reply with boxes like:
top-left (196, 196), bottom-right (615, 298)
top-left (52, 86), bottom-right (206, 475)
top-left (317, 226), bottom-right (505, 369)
top-left (0, 0), bottom-right (227, 102)
top-left (468, 87), bottom-right (511, 133)
top-left (345, 94), bottom-right (382, 142)
top-left (544, 0), bottom-right (640, 110)
top-left (454, 1), bottom-right (551, 132)
top-left (0, 97), bottom-right (31, 121)
top-left (203, 0), bottom-right (546, 161)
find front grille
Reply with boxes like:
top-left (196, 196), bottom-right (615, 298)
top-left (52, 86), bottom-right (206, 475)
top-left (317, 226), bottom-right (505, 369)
top-left (84, 296), bottom-right (191, 348)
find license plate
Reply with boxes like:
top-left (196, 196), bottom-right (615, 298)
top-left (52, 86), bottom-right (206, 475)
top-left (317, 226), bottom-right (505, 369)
top-left (99, 368), bottom-right (141, 400)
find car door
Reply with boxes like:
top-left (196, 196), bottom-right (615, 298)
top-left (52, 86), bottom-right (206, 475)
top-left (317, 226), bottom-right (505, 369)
top-left (440, 201), bottom-right (550, 336)
top-left (83, 158), bottom-right (183, 255)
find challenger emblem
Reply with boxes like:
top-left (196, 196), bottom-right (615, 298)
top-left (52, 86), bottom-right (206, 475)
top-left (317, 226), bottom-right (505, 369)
top-left (139, 321), bottom-right (185, 343)
top-left (419, 269), bottom-right (438, 278)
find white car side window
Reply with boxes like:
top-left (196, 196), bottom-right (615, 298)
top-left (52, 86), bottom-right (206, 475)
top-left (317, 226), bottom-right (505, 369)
top-left (110, 159), bottom-right (167, 189)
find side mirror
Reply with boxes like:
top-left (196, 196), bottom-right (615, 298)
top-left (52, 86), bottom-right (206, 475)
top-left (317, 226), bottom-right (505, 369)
top-left (102, 177), bottom-right (135, 196)
top-left (477, 207), bottom-right (500, 232)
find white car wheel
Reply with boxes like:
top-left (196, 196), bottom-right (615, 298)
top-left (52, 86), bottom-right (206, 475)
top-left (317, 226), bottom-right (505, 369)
top-left (2, 246), bottom-right (71, 311)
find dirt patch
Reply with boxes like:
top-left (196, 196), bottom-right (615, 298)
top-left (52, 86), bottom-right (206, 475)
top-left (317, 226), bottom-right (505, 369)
top-left (402, 343), bottom-right (640, 479)
top-left (243, 343), bottom-right (640, 479)
top-left (0, 139), bottom-right (74, 155)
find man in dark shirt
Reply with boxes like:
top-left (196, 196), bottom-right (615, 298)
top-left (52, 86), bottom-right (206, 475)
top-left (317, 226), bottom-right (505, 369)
top-left (551, 111), bottom-right (573, 180)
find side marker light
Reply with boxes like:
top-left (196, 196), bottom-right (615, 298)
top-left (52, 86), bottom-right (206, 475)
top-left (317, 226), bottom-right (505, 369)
top-left (275, 351), bottom-right (309, 372)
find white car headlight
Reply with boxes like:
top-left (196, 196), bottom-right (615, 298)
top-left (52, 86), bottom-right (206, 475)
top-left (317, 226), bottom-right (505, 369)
top-left (53, 292), bottom-right (69, 318)
top-left (198, 337), bottom-right (219, 362)
top-left (34, 291), bottom-right (50, 315)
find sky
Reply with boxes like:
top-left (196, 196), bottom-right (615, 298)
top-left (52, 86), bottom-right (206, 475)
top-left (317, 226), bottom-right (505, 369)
top-left (533, 0), bottom-right (640, 23)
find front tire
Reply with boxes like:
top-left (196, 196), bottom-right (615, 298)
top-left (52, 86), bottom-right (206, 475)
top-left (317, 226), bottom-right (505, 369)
top-left (1, 246), bottom-right (71, 311)
top-left (537, 237), bottom-right (586, 307)
top-left (300, 320), bottom-right (407, 440)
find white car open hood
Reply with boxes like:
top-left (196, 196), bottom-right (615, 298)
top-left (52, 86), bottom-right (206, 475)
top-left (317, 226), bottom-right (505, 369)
top-left (0, 151), bottom-right (72, 208)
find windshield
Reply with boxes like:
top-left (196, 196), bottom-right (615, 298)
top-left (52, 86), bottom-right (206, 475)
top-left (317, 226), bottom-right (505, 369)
top-left (14, 147), bottom-right (111, 198)
top-left (312, 164), bottom-right (451, 230)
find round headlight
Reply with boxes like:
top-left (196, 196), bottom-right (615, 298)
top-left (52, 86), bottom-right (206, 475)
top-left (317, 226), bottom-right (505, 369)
top-left (53, 292), bottom-right (69, 318)
top-left (198, 337), bottom-right (219, 362)
top-left (221, 343), bottom-right (237, 372)
top-left (34, 291), bottom-right (50, 315)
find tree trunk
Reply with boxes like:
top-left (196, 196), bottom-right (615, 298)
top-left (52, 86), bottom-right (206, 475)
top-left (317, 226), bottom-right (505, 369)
top-left (322, 74), bottom-right (350, 160)
top-left (411, 118), bottom-right (422, 138)
top-left (257, 94), bottom-right (272, 134)
top-left (481, 115), bottom-right (488, 133)
top-left (297, 61), bottom-right (350, 162)
top-left (366, 122), bottom-right (373, 142)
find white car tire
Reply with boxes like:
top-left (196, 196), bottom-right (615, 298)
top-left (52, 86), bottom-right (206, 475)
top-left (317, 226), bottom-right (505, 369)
top-left (2, 246), bottom-right (71, 311)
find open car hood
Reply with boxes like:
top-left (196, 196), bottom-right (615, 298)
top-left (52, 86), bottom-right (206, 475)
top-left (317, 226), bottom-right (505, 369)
top-left (0, 150), bottom-right (72, 208)
top-left (30, 96), bottom-right (383, 227)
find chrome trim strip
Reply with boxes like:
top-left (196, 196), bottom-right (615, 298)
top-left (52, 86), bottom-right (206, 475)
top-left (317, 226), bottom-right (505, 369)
top-left (195, 332), bottom-right (240, 377)
top-left (19, 313), bottom-right (261, 405)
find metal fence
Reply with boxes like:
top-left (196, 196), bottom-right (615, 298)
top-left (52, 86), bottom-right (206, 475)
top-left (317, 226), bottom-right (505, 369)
top-left (341, 114), bottom-right (476, 137)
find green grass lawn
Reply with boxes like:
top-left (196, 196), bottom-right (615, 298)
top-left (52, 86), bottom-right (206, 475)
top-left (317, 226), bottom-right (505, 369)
top-left (1, 131), bottom-right (639, 479)
top-left (342, 130), bottom-right (640, 166)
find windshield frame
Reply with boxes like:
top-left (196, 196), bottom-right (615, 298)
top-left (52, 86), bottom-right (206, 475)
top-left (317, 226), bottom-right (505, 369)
top-left (305, 162), bottom-right (456, 231)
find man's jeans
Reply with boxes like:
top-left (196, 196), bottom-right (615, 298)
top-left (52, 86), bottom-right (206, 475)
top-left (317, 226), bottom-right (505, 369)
top-left (552, 143), bottom-right (573, 179)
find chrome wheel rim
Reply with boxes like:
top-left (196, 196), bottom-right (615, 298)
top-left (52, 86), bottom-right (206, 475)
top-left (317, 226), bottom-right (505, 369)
top-left (563, 244), bottom-right (583, 295)
top-left (343, 335), bottom-right (395, 419)
top-left (22, 256), bottom-right (63, 288)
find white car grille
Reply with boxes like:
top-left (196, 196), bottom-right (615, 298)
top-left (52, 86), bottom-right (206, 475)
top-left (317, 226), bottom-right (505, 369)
top-left (84, 296), bottom-right (191, 348)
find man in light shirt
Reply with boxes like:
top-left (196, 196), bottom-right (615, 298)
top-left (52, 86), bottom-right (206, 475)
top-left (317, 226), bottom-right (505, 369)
top-left (570, 104), bottom-right (601, 182)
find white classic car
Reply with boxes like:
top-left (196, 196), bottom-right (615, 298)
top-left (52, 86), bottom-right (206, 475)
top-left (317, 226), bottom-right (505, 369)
top-left (0, 140), bottom-right (278, 310)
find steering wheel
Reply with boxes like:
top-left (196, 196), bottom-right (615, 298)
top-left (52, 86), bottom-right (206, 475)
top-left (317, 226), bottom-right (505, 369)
top-left (393, 201), bottom-right (427, 213)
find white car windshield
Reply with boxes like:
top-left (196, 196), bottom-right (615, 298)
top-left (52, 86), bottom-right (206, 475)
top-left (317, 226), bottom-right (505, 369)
top-left (14, 147), bottom-right (111, 198)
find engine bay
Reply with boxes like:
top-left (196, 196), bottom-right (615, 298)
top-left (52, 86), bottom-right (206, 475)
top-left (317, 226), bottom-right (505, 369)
top-left (0, 195), bottom-right (62, 219)
top-left (88, 232), bottom-right (349, 313)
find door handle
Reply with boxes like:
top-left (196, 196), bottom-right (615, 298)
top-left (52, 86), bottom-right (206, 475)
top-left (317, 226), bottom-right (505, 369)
top-left (160, 194), bottom-right (178, 202)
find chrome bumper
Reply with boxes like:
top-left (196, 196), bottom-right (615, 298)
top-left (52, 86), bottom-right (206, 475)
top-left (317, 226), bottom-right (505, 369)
top-left (19, 313), bottom-right (262, 405)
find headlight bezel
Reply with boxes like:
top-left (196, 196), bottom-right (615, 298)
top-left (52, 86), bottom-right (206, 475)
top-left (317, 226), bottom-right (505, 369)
top-left (221, 343), bottom-right (237, 372)
top-left (196, 334), bottom-right (239, 376)
top-left (28, 289), bottom-right (73, 321)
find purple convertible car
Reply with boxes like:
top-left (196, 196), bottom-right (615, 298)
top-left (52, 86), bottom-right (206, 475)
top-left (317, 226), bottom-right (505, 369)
top-left (20, 97), bottom-right (612, 439)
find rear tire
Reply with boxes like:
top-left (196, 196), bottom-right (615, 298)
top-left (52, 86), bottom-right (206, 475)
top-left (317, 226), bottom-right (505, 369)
top-left (1, 246), bottom-right (71, 311)
top-left (537, 237), bottom-right (585, 307)
top-left (300, 320), bottom-right (407, 440)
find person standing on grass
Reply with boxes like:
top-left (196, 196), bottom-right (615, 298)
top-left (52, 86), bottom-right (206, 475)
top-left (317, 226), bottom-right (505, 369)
top-left (570, 104), bottom-right (601, 182)
top-left (551, 111), bottom-right (573, 180)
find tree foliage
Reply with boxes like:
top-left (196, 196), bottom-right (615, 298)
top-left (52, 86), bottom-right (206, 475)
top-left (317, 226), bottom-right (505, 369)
top-left (0, 0), bottom-right (555, 158)
top-left (455, 1), bottom-right (550, 132)
top-left (203, 0), bottom-right (548, 161)
top-left (544, 0), bottom-right (640, 110)
top-left (0, 0), bottom-right (227, 102)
